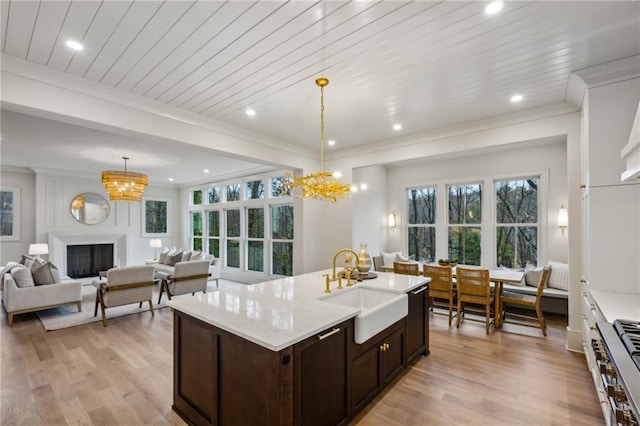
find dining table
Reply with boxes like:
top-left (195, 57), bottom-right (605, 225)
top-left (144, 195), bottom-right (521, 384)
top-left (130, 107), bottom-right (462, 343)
top-left (379, 263), bottom-right (524, 328)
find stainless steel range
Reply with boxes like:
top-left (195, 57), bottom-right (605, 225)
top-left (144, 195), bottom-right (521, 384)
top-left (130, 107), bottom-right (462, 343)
top-left (594, 320), bottom-right (640, 425)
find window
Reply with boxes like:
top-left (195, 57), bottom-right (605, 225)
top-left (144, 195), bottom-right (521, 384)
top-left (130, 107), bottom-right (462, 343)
top-left (406, 187), bottom-right (436, 262)
top-left (226, 209), bottom-right (241, 267)
top-left (0, 187), bottom-right (19, 241)
top-left (191, 211), bottom-right (203, 251)
top-left (207, 187), bottom-right (220, 204)
top-left (226, 184), bottom-right (241, 202)
top-left (272, 205), bottom-right (293, 276)
top-left (207, 210), bottom-right (220, 257)
top-left (495, 177), bottom-right (539, 268)
top-left (271, 176), bottom-right (292, 197)
top-left (448, 183), bottom-right (482, 265)
top-left (142, 198), bottom-right (169, 236)
top-left (191, 190), bottom-right (202, 205)
top-left (246, 208), bottom-right (264, 272)
top-left (246, 180), bottom-right (265, 200)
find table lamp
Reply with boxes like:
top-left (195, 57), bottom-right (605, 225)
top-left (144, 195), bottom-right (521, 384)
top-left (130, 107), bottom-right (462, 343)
top-left (149, 239), bottom-right (162, 260)
top-left (29, 243), bottom-right (49, 260)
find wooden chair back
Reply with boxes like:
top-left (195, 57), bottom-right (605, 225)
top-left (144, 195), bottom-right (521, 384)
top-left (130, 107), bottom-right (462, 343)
top-left (534, 267), bottom-right (550, 302)
top-left (372, 256), bottom-right (384, 272)
top-left (393, 261), bottom-right (419, 276)
top-left (456, 267), bottom-right (490, 298)
top-left (423, 264), bottom-right (453, 293)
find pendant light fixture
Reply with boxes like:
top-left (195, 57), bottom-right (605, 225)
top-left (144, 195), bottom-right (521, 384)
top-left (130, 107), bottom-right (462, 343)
top-left (287, 78), bottom-right (351, 202)
top-left (101, 156), bottom-right (148, 202)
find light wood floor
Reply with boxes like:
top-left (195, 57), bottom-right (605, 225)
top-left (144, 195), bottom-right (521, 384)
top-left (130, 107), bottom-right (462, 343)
top-left (1, 306), bottom-right (603, 425)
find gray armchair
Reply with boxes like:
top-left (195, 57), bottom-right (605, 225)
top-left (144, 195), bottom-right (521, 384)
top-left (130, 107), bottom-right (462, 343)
top-left (93, 265), bottom-right (155, 327)
top-left (157, 260), bottom-right (210, 303)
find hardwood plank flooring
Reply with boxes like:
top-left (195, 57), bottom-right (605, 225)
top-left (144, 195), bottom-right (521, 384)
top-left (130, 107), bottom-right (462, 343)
top-left (1, 306), bottom-right (603, 425)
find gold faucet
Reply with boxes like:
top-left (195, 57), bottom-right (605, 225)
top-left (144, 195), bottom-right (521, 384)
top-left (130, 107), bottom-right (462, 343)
top-left (331, 248), bottom-right (359, 282)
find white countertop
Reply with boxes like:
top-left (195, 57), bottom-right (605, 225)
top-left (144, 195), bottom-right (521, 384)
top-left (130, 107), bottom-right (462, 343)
top-left (167, 269), bottom-right (430, 351)
top-left (590, 290), bottom-right (640, 322)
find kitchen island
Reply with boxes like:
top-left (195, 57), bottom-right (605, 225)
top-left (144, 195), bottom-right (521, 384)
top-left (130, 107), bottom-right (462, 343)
top-left (167, 269), bottom-right (430, 426)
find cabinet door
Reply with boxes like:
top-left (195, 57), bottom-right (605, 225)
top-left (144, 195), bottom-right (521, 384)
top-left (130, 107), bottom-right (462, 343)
top-left (381, 326), bottom-right (405, 385)
top-left (293, 320), bottom-right (351, 426)
top-left (351, 344), bottom-right (381, 415)
top-left (406, 284), bottom-right (429, 363)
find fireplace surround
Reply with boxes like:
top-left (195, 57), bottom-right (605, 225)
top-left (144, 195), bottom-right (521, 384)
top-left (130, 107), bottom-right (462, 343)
top-left (48, 233), bottom-right (127, 277)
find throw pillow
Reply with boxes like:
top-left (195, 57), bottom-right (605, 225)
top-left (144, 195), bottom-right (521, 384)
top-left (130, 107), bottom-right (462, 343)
top-left (181, 251), bottom-right (192, 262)
top-left (525, 265), bottom-right (549, 288)
top-left (168, 251), bottom-right (183, 266)
top-left (190, 251), bottom-right (202, 261)
top-left (158, 247), bottom-right (170, 264)
top-left (163, 248), bottom-right (177, 265)
top-left (203, 253), bottom-right (216, 265)
top-left (29, 257), bottom-right (46, 272)
top-left (547, 261), bottom-right (569, 291)
top-left (19, 254), bottom-right (34, 265)
top-left (32, 262), bottom-right (61, 285)
top-left (11, 265), bottom-right (35, 288)
top-left (381, 251), bottom-right (402, 267)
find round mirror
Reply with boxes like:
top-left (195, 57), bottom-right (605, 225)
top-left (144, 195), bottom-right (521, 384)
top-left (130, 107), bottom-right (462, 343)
top-left (70, 192), bottom-right (111, 225)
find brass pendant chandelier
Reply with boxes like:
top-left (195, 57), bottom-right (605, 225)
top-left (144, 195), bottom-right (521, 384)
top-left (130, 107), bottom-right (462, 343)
top-left (101, 156), bottom-right (148, 202)
top-left (287, 78), bottom-right (351, 202)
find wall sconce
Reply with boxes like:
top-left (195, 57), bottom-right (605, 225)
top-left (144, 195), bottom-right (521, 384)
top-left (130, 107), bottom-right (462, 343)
top-left (557, 205), bottom-right (568, 235)
top-left (149, 239), bottom-right (162, 260)
top-left (388, 212), bottom-right (397, 228)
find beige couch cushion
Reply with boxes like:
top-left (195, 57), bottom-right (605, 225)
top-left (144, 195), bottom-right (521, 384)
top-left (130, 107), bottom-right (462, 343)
top-left (11, 265), bottom-right (35, 288)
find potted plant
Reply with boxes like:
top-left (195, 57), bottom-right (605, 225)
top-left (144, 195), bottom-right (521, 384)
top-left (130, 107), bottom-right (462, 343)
top-left (438, 258), bottom-right (457, 267)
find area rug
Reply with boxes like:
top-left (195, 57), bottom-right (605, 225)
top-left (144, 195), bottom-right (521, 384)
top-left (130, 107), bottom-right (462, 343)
top-left (36, 281), bottom-right (223, 331)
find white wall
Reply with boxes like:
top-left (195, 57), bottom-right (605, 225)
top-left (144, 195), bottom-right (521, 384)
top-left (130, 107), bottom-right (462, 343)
top-left (0, 169), bottom-right (36, 265)
top-left (382, 141), bottom-right (568, 266)
top-left (32, 170), bottom-right (180, 273)
top-left (352, 165), bottom-right (387, 257)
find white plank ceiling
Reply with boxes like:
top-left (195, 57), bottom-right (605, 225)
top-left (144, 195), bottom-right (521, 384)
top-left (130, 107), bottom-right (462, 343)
top-left (1, 0), bottom-right (639, 183)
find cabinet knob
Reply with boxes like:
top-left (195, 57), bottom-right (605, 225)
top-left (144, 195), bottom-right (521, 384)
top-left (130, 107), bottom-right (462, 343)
top-left (379, 344), bottom-right (386, 352)
top-left (580, 184), bottom-right (586, 189)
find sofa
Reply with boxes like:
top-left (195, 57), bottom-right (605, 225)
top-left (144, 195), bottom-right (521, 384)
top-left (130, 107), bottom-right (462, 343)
top-left (1, 259), bottom-right (82, 326)
top-left (153, 249), bottom-right (220, 287)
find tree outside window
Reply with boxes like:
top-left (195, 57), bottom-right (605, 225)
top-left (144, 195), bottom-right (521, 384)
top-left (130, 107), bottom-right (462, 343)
top-left (448, 183), bottom-right (482, 265)
top-left (406, 187), bottom-right (436, 262)
top-left (191, 211), bottom-right (203, 251)
top-left (207, 210), bottom-right (220, 257)
top-left (192, 190), bottom-right (202, 205)
top-left (226, 209), bottom-right (240, 267)
top-left (495, 178), bottom-right (539, 268)
top-left (247, 208), bottom-right (264, 272)
top-left (226, 184), bottom-right (241, 202)
top-left (272, 205), bottom-right (293, 276)
top-left (144, 199), bottom-right (168, 235)
top-left (207, 187), bottom-right (220, 204)
top-left (246, 180), bottom-right (264, 200)
top-left (271, 176), bottom-right (292, 197)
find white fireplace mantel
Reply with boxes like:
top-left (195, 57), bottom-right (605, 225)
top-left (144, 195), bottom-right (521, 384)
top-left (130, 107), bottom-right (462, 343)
top-left (48, 233), bottom-right (127, 276)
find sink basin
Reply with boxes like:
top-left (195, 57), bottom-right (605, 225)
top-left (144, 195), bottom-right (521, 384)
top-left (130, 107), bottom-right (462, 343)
top-left (321, 287), bottom-right (407, 344)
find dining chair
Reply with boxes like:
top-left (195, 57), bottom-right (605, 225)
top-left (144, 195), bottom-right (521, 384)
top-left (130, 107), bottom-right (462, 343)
top-left (455, 267), bottom-right (494, 334)
top-left (393, 261), bottom-right (419, 276)
top-left (372, 255), bottom-right (384, 272)
top-left (423, 264), bottom-right (455, 326)
top-left (500, 266), bottom-right (549, 335)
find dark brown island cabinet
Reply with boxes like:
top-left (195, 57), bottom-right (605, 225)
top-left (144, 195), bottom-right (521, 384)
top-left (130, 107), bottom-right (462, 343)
top-left (172, 284), bottom-right (429, 426)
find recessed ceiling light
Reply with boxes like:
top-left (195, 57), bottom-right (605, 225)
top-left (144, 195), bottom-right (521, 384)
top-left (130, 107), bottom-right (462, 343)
top-left (65, 40), bottom-right (83, 51)
top-left (350, 185), bottom-right (359, 192)
top-left (510, 94), bottom-right (524, 103)
top-left (246, 109), bottom-right (256, 117)
top-left (203, 169), bottom-right (209, 173)
top-left (485, 1), bottom-right (503, 15)
top-left (333, 171), bottom-right (342, 178)
top-left (168, 177), bottom-right (174, 182)
top-left (393, 124), bottom-right (402, 131)
top-left (327, 140), bottom-right (336, 146)
top-left (360, 183), bottom-right (368, 190)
